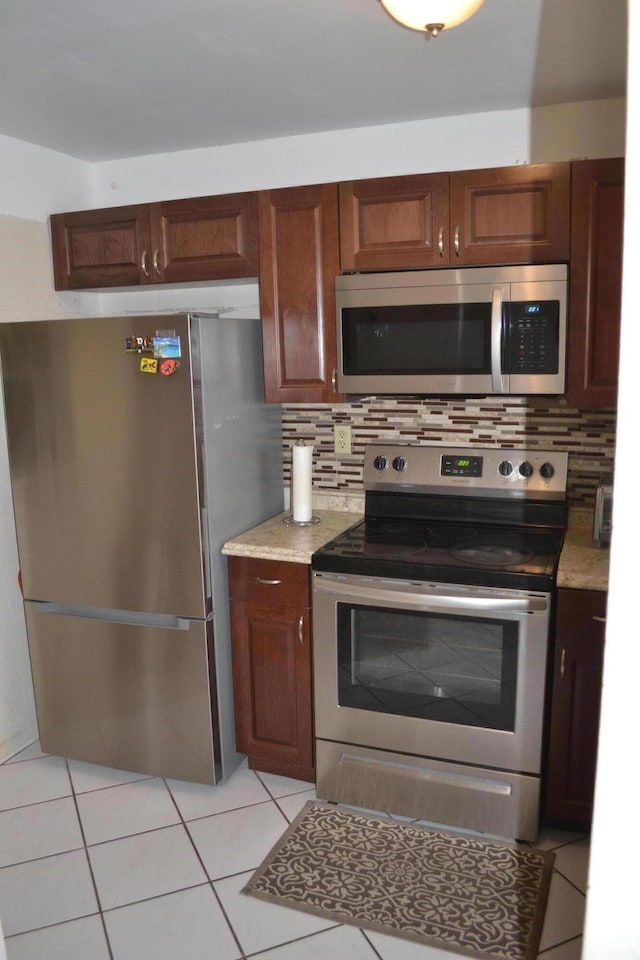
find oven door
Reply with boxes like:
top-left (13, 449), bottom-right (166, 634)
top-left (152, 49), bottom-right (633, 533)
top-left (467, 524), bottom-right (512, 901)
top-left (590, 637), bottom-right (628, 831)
top-left (312, 572), bottom-right (551, 776)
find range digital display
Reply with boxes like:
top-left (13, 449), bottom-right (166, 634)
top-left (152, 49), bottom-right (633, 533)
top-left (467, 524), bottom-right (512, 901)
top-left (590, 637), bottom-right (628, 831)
top-left (441, 455), bottom-right (483, 478)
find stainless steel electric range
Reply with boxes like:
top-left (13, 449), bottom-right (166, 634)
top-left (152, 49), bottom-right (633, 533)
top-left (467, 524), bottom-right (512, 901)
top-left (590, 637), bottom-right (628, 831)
top-left (311, 443), bottom-right (568, 841)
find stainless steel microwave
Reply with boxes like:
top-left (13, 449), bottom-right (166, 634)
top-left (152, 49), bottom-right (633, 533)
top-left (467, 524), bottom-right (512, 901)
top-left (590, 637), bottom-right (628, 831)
top-left (336, 263), bottom-right (567, 395)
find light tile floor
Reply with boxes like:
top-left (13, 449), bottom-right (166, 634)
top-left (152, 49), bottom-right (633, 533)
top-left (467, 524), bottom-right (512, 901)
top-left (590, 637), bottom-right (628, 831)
top-left (0, 743), bottom-right (589, 960)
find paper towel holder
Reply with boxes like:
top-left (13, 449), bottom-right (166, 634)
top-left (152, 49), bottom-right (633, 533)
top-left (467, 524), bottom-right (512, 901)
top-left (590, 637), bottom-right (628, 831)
top-left (283, 514), bottom-right (321, 526)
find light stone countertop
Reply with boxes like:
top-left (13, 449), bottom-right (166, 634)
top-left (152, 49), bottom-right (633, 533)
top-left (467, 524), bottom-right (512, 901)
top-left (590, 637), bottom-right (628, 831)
top-left (557, 523), bottom-right (610, 591)
top-left (222, 503), bottom-right (610, 592)
top-left (222, 510), bottom-right (363, 565)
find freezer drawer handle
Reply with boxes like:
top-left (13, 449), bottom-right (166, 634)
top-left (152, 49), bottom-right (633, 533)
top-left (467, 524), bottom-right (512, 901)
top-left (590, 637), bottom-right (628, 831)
top-left (33, 602), bottom-right (192, 631)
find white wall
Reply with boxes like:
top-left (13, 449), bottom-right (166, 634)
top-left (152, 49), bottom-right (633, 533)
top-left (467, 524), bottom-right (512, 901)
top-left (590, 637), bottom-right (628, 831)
top-left (92, 98), bottom-right (626, 207)
top-left (0, 138), bottom-right (92, 760)
top-left (582, 5), bottom-right (640, 957)
top-left (0, 134), bottom-right (92, 222)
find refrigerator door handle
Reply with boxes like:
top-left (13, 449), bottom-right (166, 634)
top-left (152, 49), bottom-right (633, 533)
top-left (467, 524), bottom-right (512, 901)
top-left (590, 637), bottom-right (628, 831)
top-left (32, 602), bottom-right (192, 631)
top-left (201, 507), bottom-right (212, 601)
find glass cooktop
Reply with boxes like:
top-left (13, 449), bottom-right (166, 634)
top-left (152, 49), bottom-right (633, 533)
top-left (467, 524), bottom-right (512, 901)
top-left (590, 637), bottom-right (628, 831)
top-left (312, 516), bottom-right (566, 592)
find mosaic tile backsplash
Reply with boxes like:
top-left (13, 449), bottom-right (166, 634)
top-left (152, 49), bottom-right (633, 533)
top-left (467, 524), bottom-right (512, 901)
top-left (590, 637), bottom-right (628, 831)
top-left (282, 398), bottom-right (616, 507)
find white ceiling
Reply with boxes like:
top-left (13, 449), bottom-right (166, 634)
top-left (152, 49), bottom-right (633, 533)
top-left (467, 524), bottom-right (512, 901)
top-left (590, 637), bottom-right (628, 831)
top-left (0, 0), bottom-right (627, 163)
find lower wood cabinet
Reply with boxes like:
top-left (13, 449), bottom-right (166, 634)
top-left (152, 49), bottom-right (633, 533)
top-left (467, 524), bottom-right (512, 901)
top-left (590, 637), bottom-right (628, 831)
top-left (544, 588), bottom-right (606, 829)
top-left (228, 556), bottom-right (314, 782)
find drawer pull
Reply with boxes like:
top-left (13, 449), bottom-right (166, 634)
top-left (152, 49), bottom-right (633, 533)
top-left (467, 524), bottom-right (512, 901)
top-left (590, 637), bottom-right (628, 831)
top-left (593, 616), bottom-right (606, 623)
top-left (254, 577), bottom-right (282, 585)
top-left (298, 614), bottom-right (304, 645)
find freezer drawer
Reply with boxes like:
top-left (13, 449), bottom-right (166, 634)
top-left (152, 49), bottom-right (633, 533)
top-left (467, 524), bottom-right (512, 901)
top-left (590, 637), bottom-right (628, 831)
top-left (24, 602), bottom-right (220, 785)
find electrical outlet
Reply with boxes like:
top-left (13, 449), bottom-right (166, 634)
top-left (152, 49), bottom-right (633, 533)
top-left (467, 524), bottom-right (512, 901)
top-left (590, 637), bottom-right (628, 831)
top-left (334, 424), bottom-right (352, 456)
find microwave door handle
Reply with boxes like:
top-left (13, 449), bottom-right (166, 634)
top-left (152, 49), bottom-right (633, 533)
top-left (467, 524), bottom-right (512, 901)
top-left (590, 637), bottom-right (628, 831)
top-left (491, 287), bottom-right (504, 393)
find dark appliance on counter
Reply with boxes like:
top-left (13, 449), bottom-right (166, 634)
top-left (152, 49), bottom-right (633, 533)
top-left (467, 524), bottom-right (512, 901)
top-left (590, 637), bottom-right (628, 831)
top-left (336, 263), bottom-right (567, 396)
top-left (312, 443), bottom-right (568, 841)
top-left (0, 314), bottom-right (283, 785)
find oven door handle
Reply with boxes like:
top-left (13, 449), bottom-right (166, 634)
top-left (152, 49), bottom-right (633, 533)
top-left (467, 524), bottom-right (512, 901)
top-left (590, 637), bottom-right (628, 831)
top-left (314, 578), bottom-right (548, 614)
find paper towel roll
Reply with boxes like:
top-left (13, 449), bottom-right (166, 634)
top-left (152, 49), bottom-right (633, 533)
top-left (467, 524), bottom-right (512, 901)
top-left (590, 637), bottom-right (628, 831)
top-left (292, 442), bottom-right (313, 522)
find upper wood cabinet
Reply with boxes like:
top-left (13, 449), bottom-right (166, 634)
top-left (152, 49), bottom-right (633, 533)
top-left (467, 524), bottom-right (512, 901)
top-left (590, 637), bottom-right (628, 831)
top-left (50, 192), bottom-right (259, 290)
top-left (50, 205), bottom-right (151, 289)
top-left (339, 163), bottom-right (571, 271)
top-left (566, 157), bottom-right (624, 408)
top-left (339, 174), bottom-right (450, 270)
top-left (545, 588), bottom-right (606, 830)
top-left (449, 163), bottom-right (570, 265)
top-left (258, 184), bottom-right (342, 403)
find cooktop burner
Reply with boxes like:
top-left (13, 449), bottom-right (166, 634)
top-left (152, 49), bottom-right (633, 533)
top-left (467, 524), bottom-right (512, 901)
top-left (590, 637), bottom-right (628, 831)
top-left (450, 542), bottom-right (533, 567)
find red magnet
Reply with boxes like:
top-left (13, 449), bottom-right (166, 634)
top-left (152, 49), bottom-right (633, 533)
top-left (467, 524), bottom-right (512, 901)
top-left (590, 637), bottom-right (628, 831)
top-left (159, 358), bottom-right (180, 376)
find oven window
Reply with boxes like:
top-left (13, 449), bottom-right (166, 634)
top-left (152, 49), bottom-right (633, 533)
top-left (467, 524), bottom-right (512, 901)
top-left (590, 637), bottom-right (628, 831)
top-left (336, 604), bottom-right (518, 731)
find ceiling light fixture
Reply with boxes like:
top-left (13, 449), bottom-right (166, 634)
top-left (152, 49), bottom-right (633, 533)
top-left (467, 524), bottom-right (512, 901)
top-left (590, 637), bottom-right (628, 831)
top-left (380, 0), bottom-right (486, 37)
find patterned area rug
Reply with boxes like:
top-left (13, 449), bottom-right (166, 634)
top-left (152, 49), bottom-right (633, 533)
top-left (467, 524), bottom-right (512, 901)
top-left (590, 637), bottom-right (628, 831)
top-left (244, 801), bottom-right (555, 960)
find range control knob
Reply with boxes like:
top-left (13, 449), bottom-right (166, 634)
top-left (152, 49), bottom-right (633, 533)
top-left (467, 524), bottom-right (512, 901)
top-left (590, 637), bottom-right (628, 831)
top-left (498, 460), bottom-right (514, 477)
top-left (519, 461), bottom-right (534, 478)
top-left (540, 462), bottom-right (555, 480)
top-left (373, 455), bottom-right (388, 471)
top-left (392, 456), bottom-right (408, 472)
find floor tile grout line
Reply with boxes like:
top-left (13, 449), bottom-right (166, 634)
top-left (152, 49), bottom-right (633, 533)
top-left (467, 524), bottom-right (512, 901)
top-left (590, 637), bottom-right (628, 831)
top-left (163, 776), bottom-right (248, 960)
top-left (242, 923), bottom-right (345, 959)
top-left (537, 933), bottom-right (583, 955)
top-left (359, 927), bottom-right (387, 959)
top-left (3, 910), bottom-right (103, 942)
top-left (552, 866), bottom-right (588, 898)
top-left (0, 791), bottom-right (76, 816)
top-left (0, 842), bottom-right (87, 872)
top-left (253, 769), bottom-right (317, 803)
top-left (65, 757), bottom-right (116, 960)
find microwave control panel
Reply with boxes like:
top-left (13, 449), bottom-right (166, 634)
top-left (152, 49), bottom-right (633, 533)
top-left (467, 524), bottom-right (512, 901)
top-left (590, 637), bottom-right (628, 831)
top-left (506, 302), bottom-right (559, 374)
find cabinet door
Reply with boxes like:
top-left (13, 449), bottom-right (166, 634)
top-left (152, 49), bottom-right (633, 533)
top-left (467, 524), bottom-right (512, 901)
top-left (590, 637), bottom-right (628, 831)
top-left (449, 163), bottom-right (571, 265)
top-left (566, 158), bottom-right (624, 408)
top-left (230, 599), bottom-right (314, 780)
top-left (149, 193), bottom-right (259, 283)
top-left (50, 206), bottom-right (151, 289)
top-left (339, 173), bottom-right (450, 270)
top-left (258, 184), bottom-right (341, 403)
top-left (545, 589), bottom-right (606, 828)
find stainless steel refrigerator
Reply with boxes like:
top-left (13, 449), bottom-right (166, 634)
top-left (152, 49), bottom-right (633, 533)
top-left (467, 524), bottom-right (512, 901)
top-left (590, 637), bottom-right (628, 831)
top-left (0, 313), bottom-right (283, 784)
